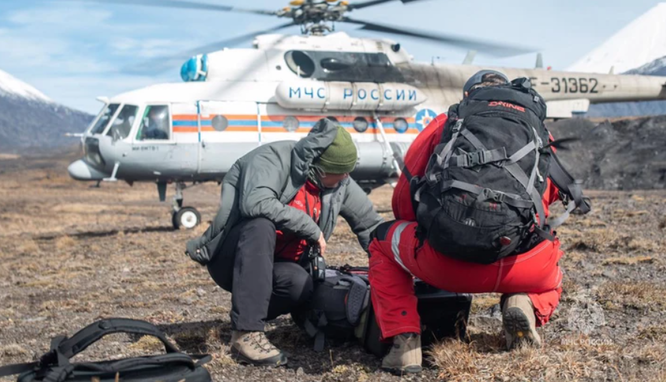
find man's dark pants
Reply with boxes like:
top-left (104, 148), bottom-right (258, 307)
top-left (207, 218), bottom-right (314, 331)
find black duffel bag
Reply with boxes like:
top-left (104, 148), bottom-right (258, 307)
top-left (0, 318), bottom-right (211, 382)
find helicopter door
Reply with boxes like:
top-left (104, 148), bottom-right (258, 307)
top-left (197, 101), bottom-right (260, 174)
top-left (129, 103), bottom-right (197, 178)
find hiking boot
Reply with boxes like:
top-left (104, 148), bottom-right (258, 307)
top-left (381, 333), bottom-right (422, 375)
top-left (502, 293), bottom-right (542, 350)
top-left (230, 330), bottom-right (288, 367)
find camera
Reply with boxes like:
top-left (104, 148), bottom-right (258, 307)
top-left (304, 246), bottom-right (326, 282)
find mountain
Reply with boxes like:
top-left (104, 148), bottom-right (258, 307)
top-left (568, 3), bottom-right (666, 74)
top-left (625, 56), bottom-right (666, 76)
top-left (586, 55), bottom-right (666, 118)
top-left (548, 116), bottom-right (666, 190)
top-left (565, 3), bottom-right (666, 117)
top-left (0, 70), bottom-right (93, 153)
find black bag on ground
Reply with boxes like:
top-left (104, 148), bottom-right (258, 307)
top-left (412, 78), bottom-right (590, 264)
top-left (292, 267), bottom-right (370, 352)
top-left (294, 266), bottom-right (473, 355)
top-left (0, 318), bottom-right (211, 382)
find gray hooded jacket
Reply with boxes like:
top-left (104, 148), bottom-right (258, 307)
top-left (186, 119), bottom-right (383, 265)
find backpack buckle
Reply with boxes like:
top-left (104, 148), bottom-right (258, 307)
top-left (466, 151), bottom-right (484, 167)
top-left (452, 119), bottom-right (464, 133)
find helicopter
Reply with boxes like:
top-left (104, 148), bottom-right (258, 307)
top-left (66, 0), bottom-right (666, 229)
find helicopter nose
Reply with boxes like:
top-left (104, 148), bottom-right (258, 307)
top-left (67, 159), bottom-right (108, 181)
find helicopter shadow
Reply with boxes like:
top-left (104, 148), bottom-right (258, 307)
top-left (35, 226), bottom-right (175, 241)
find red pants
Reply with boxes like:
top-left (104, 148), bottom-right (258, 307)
top-left (368, 221), bottom-right (564, 339)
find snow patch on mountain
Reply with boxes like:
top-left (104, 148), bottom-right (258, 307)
top-left (568, 3), bottom-right (666, 74)
top-left (0, 69), bottom-right (51, 103)
top-left (0, 69), bottom-right (92, 152)
top-left (625, 55), bottom-right (666, 76)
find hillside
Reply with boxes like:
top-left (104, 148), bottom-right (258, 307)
top-left (548, 116), bottom-right (666, 189)
top-left (0, 70), bottom-right (92, 153)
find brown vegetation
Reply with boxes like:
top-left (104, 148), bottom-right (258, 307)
top-left (0, 156), bottom-right (665, 381)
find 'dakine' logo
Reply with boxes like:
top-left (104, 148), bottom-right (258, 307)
top-left (488, 101), bottom-right (525, 112)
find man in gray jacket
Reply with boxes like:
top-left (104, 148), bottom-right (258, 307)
top-left (186, 119), bottom-right (382, 367)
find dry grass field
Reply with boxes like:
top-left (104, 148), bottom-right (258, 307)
top-left (0, 153), bottom-right (665, 381)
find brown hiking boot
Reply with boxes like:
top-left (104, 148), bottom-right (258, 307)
top-left (230, 331), bottom-right (288, 367)
top-left (502, 293), bottom-right (542, 350)
top-left (381, 333), bottom-right (422, 375)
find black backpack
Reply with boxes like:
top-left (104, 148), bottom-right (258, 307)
top-left (292, 268), bottom-right (371, 352)
top-left (409, 78), bottom-right (590, 264)
top-left (0, 318), bottom-right (211, 382)
top-left (293, 264), bottom-right (474, 355)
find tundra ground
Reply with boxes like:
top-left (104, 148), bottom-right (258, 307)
top-left (0, 154), bottom-right (664, 381)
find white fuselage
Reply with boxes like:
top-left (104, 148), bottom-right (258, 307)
top-left (69, 33), bottom-right (666, 187)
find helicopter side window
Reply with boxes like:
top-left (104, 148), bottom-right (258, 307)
top-left (90, 104), bottom-right (120, 135)
top-left (136, 105), bottom-right (170, 141)
top-left (320, 57), bottom-right (354, 72)
top-left (366, 53), bottom-right (391, 67)
top-left (106, 104), bottom-right (138, 140)
top-left (284, 51), bottom-right (315, 78)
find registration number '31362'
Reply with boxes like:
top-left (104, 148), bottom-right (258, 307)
top-left (550, 77), bottom-right (599, 94)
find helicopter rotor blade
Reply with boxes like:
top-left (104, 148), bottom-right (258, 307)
top-left (346, 0), bottom-right (429, 11)
top-left (340, 17), bottom-right (534, 57)
top-left (62, 0), bottom-right (278, 16)
top-left (123, 21), bottom-right (297, 75)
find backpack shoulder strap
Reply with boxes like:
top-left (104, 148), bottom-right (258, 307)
top-left (341, 276), bottom-right (370, 326)
top-left (547, 153), bottom-right (591, 228)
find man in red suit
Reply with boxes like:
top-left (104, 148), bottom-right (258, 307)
top-left (370, 71), bottom-right (566, 374)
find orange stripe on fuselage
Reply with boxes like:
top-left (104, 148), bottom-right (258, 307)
top-left (172, 114), bottom-right (419, 134)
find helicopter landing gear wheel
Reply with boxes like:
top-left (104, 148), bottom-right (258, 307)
top-left (173, 207), bottom-right (201, 230)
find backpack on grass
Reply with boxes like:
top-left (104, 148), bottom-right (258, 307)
top-left (0, 318), bottom-right (211, 382)
top-left (292, 267), bottom-right (371, 352)
top-left (294, 265), bottom-right (473, 355)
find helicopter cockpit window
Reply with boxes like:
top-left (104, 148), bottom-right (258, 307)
top-left (136, 105), bottom-right (170, 141)
top-left (106, 104), bottom-right (138, 140)
top-left (90, 103), bottom-right (120, 135)
top-left (284, 51), bottom-right (315, 78)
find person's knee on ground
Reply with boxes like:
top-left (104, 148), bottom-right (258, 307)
top-left (502, 293), bottom-right (542, 350)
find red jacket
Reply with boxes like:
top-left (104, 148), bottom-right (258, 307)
top-left (275, 180), bottom-right (321, 262)
top-left (392, 114), bottom-right (560, 222)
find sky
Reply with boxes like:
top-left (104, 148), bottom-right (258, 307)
top-left (0, 0), bottom-right (663, 114)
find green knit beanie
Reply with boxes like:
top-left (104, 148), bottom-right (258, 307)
top-left (317, 126), bottom-right (358, 174)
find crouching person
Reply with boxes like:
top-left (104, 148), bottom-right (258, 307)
top-left (186, 119), bottom-right (382, 367)
top-left (369, 71), bottom-right (590, 374)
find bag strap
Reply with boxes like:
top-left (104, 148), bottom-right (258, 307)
top-left (56, 318), bottom-right (180, 360)
top-left (0, 362), bottom-right (39, 378)
top-left (41, 353), bottom-right (208, 382)
top-left (303, 311), bottom-right (328, 352)
top-left (0, 320), bottom-right (206, 380)
top-left (456, 128), bottom-right (547, 229)
top-left (340, 276), bottom-right (370, 326)
top-left (547, 153), bottom-right (591, 229)
top-left (67, 354), bottom-right (198, 374)
top-left (449, 147), bottom-right (508, 168)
